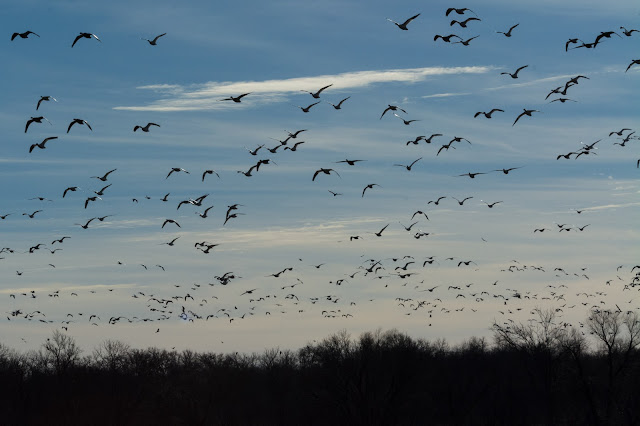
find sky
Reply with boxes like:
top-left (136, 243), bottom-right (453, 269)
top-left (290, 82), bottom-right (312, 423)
top-left (1, 0), bottom-right (639, 354)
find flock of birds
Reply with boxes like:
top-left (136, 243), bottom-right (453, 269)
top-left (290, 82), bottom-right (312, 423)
top-left (3, 6), bottom-right (640, 349)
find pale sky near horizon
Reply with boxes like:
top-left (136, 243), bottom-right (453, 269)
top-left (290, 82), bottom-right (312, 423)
top-left (1, 0), bottom-right (639, 354)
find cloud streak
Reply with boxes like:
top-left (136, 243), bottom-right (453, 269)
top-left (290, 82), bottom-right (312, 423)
top-left (114, 66), bottom-right (495, 111)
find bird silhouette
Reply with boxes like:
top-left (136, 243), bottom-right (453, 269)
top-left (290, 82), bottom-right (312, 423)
top-left (474, 108), bottom-right (504, 118)
top-left (220, 93), bottom-right (251, 103)
top-left (142, 33), bottom-right (166, 45)
top-left (386, 14), bottom-right (420, 30)
top-left (434, 34), bottom-right (461, 43)
top-left (11, 31), bottom-right (40, 41)
top-left (72, 32), bottom-right (101, 47)
top-left (450, 17), bottom-right (481, 27)
top-left (29, 136), bottom-right (58, 153)
top-left (513, 109), bottom-right (540, 126)
top-left (91, 169), bottom-right (117, 182)
top-left (325, 96), bottom-right (350, 109)
top-left (25, 116), bottom-right (52, 133)
top-left (501, 65), bottom-right (528, 79)
top-left (133, 123), bottom-right (160, 132)
top-left (67, 118), bottom-right (92, 133)
top-left (497, 23), bottom-right (519, 37)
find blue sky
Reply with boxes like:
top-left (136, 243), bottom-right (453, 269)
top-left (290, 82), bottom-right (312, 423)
top-left (1, 0), bottom-right (639, 353)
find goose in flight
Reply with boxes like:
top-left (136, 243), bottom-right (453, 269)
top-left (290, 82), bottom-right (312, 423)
top-left (142, 33), bottom-right (166, 45)
top-left (380, 104), bottom-right (406, 119)
top-left (133, 123), bottom-right (160, 132)
top-left (93, 184), bottom-right (112, 196)
top-left (565, 38), bottom-right (583, 51)
top-left (453, 35), bottom-right (479, 46)
top-left (626, 59), bottom-right (640, 73)
top-left (202, 169), bottom-right (220, 181)
top-left (474, 108), bottom-right (503, 118)
top-left (594, 31), bottom-right (622, 45)
top-left (393, 113), bottom-right (419, 125)
top-left (29, 136), bottom-right (58, 153)
top-left (513, 109), bottom-right (539, 126)
top-left (336, 159), bottom-right (365, 166)
top-left (196, 206), bottom-right (214, 218)
top-left (386, 14), bottom-right (420, 31)
top-left (23, 210), bottom-right (42, 218)
top-left (482, 200), bottom-right (502, 208)
top-left (620, 27), bottom-right (639, 37)
top-left (457, 172), bottom-right (486, 178)
top-left (67, 118), bottom-right (92, 133)
top-left (161, 219), bottom-right (181, 228)
top-left (428, 196), bottom-right (446, 205)
top-left (286, 129), bottom-right (307, 138)
top-left (325, 96), bottom-right (350, 110)
top-left (25, 116), bottom-right (52, 133)
top-left (362, 183), bottom-right (380, 197)
top-left (11, 31), bottom-right (40, 40)
top-left (312, 168), bottom-right (341, 181)
top-left (166, 167), bottom-right (190, 179)
top-left (452, 196), bottom-right (473, 205)
top-left (501, 65), bottom-right (528, 79)
top-left (220, 93), bottom-right (251, 103)
top-left (497, 23), bottom-right (519, 37)
top-left (445, 8), bottom-right (477, 16)
top-left (434, 34), bottom-right (461, 43)
top-left (608, 128), bottom-right (632, 136)
top-left (72, 32), bottom-right (101, 47)
top-left (284, 141), bottom-right (305, 151)
top-left (450, 17), bottom-right (481, 27)
top-left (36, 96), bottom-right (57, 110)
top-left (373, 224), bottom-right (390, 237)
top-left (293, 101), bottom-right (320, 113)
top-left (493, 167), bottom-right (522, 174)
top-left (301, 84), bottom-right (332, 98)
top-left (394, 157), bottom-right (422, 171)
top-left (63, 186), bottom-right (79, 198)
top-left (91, 169), bottom-right (116, 181)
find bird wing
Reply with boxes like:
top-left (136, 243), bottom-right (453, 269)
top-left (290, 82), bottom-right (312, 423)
top-left (91, 33), bottom-right (101, 42)
top-left (84, 120), bottom-right (92, 131)
top-left (402, 13), bottom-right (420, 26)
top-left (71, 34), bottom-right (82, 47)
top-left (512, 112), bottom-right (525, 126)
top-left (152, 33), bottom-right (167, 42)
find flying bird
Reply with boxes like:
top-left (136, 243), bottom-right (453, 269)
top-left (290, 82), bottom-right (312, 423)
top-left (450, 17), bottom-right (481, 27)
top-left (220, 93), bottom-right (251, 103)
top-left (452, 197), bottom-right (473, 205)
top-left (493, 167), bottom-right (523, 174)
top-left (162, 219), bottom-right (181, 229)
top-left (72, 32), bottom-right (101, 47)
top-left (325, 96), bottom-right (351, 109)
top-left (434, 34), bottom-right (461, 43)
top-left (393, 113), bottom-right (419, 125)
top-left (133, 123), bottom-right (160, 132)
top-left (457, 172), bottom-right (486, 178)
top-left (67, 118), bottom-right (92, 133)
top-left (501, 65), bottom-right (528, 79)
top-left (565, 38), bottom-right (583, 51)
top-left (626, 59), bottom-right (640, 73)
top-left (142, 33), bottom-right (166, 45)
top-left (386, 14), bottom-right (420, 31)
top-left (482, 200), bottom-right (503, 208)
top-left (29, 136), bottom-right (58, 153)
top-left (445, 8), bottom-right (476, 16)
top-left (11, 31), bottom-right (40, 41)
top-left (301, 84), bottom-right (333, 98)
top-left (362, 183), bottom-right (380, 197)
top-left (166, 167), bottom-right (190, 179)
top-left (394, 157), bottom-right (422, 171)
top-left (474, 108), bottom-right (504, 118)
top-left (373, 224), bottom-right (390, 237)
top-left (36, 96), bottom-right (57, 110)
top-left (620, 27), bottom-right (639, 37)
top-left (312, 168), bottom-right (341, 181)
top-left (454, 35), bottom-right (480, 46)
top-left (293, 102), bottom-right (320, 113)
top-left (513, 109), bottom-right (540, 126)
top-left (25, 116), bottom-right (52, 133)
top-left (91, 169), bottom-right (117, 182)
top-left (497, 23), bottom-right (519, 37)
top-left (380, 105), bottom-right (407, 119)
top-left (202, 170), bottom-right (220, 181)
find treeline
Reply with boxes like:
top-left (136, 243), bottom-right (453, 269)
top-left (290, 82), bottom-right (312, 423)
top-left (0, 308), bottom-right (638, 426)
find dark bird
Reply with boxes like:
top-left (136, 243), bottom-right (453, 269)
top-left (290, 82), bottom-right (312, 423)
top-left (501, 65), bottom-right (528, 79)
top-left (424, 134), bottom-right (443, 143)
top-left (142, 33), bottom-right (166, 45)
top-left (166, 167), bottom-right (190, 179)
top-left (133, 123), bottom-right (160, 132)
top-left (36, 96), bottom-right (57, 110)
top-left (25, 116), bottom-right (52, 133)
top-left (497, 23), bottom-right (519, 37)
top-left (312, 168), bottom-right (341, 181)
top-left (284, 141), bottom-right (305, 151)
top-left (454, 35), bottom-right (479, 46)
top-left (450, 17), bottom-right (481, 27)
top-left (67, 118), bottom-right (92, 133)
top-left (326, 96), bottom-right (350, 109)
top-left (245, 144), bottom-right (265, 155)
top-left (93, 184), bottom-right (112, 196)
top-left (434, 34), bottom-right (461, 42)
top-left (609, 128), bottom-right (632, 136)
top-left (474, 108), bottom-right (504, 118)
top-left (286, 129), bottom-right (307, 138)
top-left (380, 105), bottom-right (407, 119)
top-left (84, 196), bottom-right (101, 209)
top-left (97, 215), bottom-right (112, 222)
top-left (220, 93), bottom-right (251, 103)
top-left (196, 206), bottom-right (214, 218)
top-left (301, 84), bottom-right (332, 98)
top-left (386, 14), bottom-right (420, 31)
top-left (445, 8), bottom-right (476, 16)
top-left (75, 218), bottom-right (96, 229)
top-left (482, 200), bottom-right (502, 208)
top-left (91, 169), bottom-right (117, 182)
top-left (565, 38), bottom-right (583, 51)
top-left (394, 157), bottom-right (422, 171)
top-left (202, 170), bottom-right (220, 181)
top-left (457, 172), bottom-right (486, 178)
top-left (620, 26), bottom-right (639, 37)
top-left (594, 31), bottom-right (622, 45)
top-left (162, 219), bottom-right (181, 229)
top-left (328, 190), bottom-right (342, 196)
top-left (11, 31), bottom-right (40, 41)
top-left (29, 136), bottom-right (58, 153)
top-left (513, 109), bottom-right (540, 126)
top-left (362, 184), bottom-right (380, 197)
top-left (548, 98), bottom-right (576, 103)
top-left (161, 237), bottom-right (180, 246)
top-left (294, 101), bottom-right (320, 113)
top-left (72, 32), bottom-right (101, 47)
top-left (428, 196), bottom-right (447, 205)
top-left (223, 213), bottom-right (244, 225)
top-left (411, 211), bottom-right (429, 220)
top-left (406, 136), bottom-right (426, 145)
top-left (22, 210), bottom-right (42, 218)
top-left (373, 224), bottom-right (390, 237)
top-left (241, 289), bottom-right (258, 296)
top-left (626, 59), bottom-right (640, 73)
top-left (493, 167), bottom-right (522, 174)
top-left (52, 236), bottom-right (70, 244)
top-left (452, 196), bottom-right (473, 205)
top-left (393, 113), bottom-right (419, 125)
top-left (399, 221), bottom-right (418, 231)
top-left (336, 159), bottom-right (366, 166)
top-left (63, 187), bottom-right (79, 198)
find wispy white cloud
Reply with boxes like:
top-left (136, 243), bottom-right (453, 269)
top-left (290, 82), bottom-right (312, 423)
top-left (114, 66), bottom-right (495, 111)
top-left (422, 92), bottom-right (472, 99)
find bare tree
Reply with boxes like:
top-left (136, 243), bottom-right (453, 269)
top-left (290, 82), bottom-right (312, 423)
top-left (40, 330), bottom-right (82, 374)
top-left (92, 339), bottom-right (131, 372)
